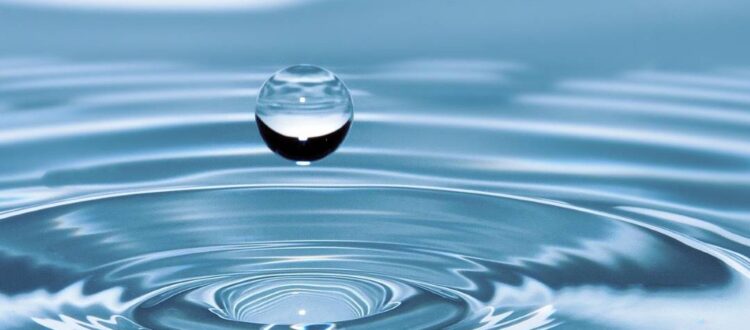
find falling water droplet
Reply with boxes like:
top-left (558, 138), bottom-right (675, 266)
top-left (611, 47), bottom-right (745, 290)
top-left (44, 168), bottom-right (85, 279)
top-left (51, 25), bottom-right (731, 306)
top-left (256, 64), bottom-right (353, 162)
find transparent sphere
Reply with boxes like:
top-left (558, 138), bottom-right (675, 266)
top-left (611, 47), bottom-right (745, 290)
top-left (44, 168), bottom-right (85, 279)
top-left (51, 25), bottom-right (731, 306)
top-left (255, 64), bottom-right (353, 162)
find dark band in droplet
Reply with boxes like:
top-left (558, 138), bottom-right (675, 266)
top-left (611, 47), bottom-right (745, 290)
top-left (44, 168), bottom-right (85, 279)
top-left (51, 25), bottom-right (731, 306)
top-left (256, 116), bottom-right (351, 162)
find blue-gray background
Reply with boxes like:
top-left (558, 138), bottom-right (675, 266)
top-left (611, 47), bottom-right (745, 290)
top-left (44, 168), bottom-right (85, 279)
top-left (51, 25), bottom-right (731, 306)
top-left (2, 0), bottom-right (749, 68)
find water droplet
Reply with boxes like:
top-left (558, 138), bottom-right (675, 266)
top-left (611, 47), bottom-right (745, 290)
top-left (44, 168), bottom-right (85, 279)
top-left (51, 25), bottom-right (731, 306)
top-left (256, 64), bottom-right (353, 162)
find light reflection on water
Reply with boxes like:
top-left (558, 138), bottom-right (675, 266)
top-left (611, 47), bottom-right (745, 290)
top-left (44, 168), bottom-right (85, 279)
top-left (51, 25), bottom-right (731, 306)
top-left (1, 1), bottom-right (750, 329)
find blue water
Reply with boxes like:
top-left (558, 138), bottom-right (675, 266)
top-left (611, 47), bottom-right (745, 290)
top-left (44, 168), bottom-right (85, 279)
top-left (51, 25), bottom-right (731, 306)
top-left (1, 1), bottom-right (750, 329)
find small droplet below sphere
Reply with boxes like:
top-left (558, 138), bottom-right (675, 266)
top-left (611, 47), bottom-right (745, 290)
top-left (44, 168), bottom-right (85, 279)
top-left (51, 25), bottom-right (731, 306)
top-left (256, 64), bottom-right (353, 162)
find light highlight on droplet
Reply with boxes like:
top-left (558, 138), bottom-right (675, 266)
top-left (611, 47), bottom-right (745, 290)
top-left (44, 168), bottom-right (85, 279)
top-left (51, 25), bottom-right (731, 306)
top-left (255, 64), bottom-right (353, 162)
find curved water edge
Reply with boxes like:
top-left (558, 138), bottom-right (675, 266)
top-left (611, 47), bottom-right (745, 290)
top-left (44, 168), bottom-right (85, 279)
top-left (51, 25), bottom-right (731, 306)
top-left (0, 57), bottom-right (749, 329)
top-left (0, 186), bottom-right (748, 329)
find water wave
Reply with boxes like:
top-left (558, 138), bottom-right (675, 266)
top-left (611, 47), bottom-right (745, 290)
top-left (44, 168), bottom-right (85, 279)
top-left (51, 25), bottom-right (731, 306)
top-left (0, 57), bottom-right (748, 329)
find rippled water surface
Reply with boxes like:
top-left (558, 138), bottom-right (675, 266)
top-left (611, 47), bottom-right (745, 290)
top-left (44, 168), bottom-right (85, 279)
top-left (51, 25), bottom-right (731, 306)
top-left (1, 1), bottom-right (750, 329)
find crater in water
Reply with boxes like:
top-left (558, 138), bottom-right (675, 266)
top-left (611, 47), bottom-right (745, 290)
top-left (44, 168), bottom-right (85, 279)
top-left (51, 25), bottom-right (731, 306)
top-left (255, 64), bottom-right (353, 163)
top-left (206, 273), bottom-right (403, 325)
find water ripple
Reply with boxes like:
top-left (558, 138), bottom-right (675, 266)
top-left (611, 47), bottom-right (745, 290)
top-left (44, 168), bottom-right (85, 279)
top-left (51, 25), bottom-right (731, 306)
top-left (1, 57), bottom-right (749, 329)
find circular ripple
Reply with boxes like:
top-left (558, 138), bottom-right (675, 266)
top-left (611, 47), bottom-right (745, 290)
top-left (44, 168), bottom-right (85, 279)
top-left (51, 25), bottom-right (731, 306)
top-left (203, 273), bottom-right (404, 324)
top-left (0, 186), bottom-right (745, 329)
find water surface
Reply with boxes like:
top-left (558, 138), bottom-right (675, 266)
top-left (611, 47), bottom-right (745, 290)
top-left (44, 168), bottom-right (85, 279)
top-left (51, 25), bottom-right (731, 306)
top-left (1, 1), bottom-right (750, 329)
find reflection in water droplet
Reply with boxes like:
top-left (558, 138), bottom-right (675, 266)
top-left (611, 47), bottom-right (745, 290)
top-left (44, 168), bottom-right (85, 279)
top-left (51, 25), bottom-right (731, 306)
top-left (256, 64), bottom-right (353, 162)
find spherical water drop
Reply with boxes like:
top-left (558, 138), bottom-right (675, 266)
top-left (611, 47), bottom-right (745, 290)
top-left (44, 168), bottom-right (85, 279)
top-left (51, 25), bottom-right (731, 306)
top-left (256, 64), bottom-right (353, 162)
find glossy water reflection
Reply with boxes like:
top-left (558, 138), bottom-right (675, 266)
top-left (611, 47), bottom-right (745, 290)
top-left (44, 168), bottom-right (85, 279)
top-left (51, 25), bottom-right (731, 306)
top-left (0, 57), bottom-right (748, 329)
top-left (1, 1), bottom-right (750, 328)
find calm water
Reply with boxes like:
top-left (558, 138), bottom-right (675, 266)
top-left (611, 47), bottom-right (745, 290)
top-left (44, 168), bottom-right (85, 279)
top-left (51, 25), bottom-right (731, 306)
top-left (1, 1), bottom-right (750, 329)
